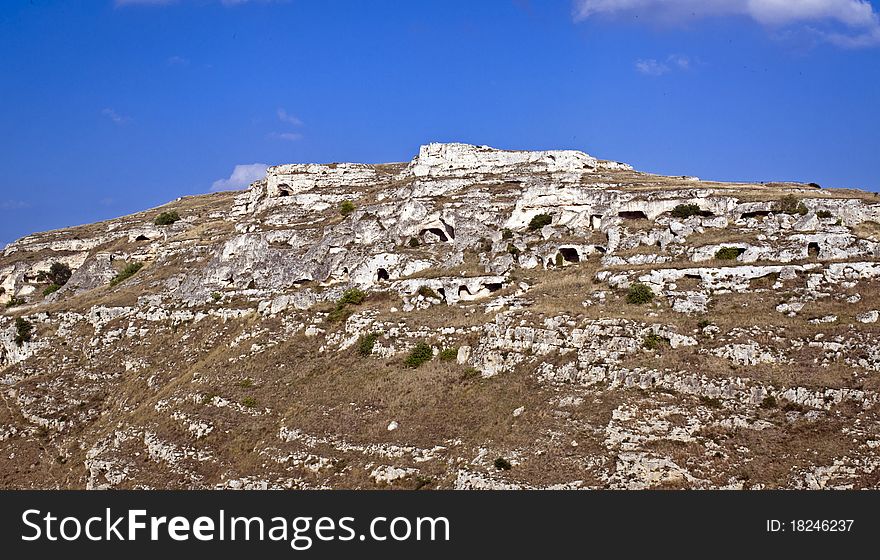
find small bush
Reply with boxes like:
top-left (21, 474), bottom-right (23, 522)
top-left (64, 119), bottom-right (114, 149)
top-left (697, 319), bottom-right (711, 330)
top-left (404, 342), bottom-right (433, 368)
top-left (699, 396), bottom-right (723, 409)
top-left (408, 237), bottom-right (420, 248)
top-left (760, 395), bottom-right (778, 409)
top-left (502, 228), bottom-right (513, 240)
top-left (715, 247), bottom-right (743, 261)
top-left (211, 292), bottom-right (222, 301)
top-left (43, 284), bottom-right (61, 296)
top-left (807, 182), bottom-right (821, 189)
top-left (642, 333), bottom-right (666, 351)
top-left (816, 210), bottom-right (833, 219)
top-left (417, 286), bottom-right (440, 300)
top-left (337, 288), bottom-right (366, 306)
top-left (626, 283), bottom-right (654, 305)
top-left (14, 317), bottom-right (34, 346)
top-left (47, 262), bottom-right (72, 286)
top-left (237, 378), bottom-right (254, 388)
top-left (555, 253), bottom-right (564, 267)
top-left (200, 392), bottom-right (218, 405)
top-left (5, 297), bottom-right (25, 308)
top-left (154, 211), bottom-right (180, 226)
top-left (494, 457), bottom-right (512, 471)
top-left (773, 195), bottom-right (808, 216)
top-left (461, 367), bottom-right (480, 380)
top-left (438, 347), bottom-right (458, 361)
top-left (670, 204), bottom-right (702, 219)
top-left (241, 396), bottom-right (258, 408)
top-left (527, 214), bottom-right (552, 231)
top-left (109, 262), bottom-right (144, 287)
top-left (507, 243), bottom-right (520, 256)
top-left (357, 332), bottom-right (378, 356)
top-left (339, 200), bottom-right (355, 216)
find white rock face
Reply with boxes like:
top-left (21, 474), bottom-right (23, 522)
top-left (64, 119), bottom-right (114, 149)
top-left (266, 163), bottom-right (377, 197)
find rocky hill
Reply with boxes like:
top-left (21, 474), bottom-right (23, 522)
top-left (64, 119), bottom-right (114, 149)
top-left (2, 142), bottom-right (880, 489)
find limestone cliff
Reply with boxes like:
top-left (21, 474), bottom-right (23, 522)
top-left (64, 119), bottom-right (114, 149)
top-left (1, 143), bottom-right (880, 489)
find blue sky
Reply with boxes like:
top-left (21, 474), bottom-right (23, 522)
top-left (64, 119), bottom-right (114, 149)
top-left (1, 0), bottom-right (879, 245)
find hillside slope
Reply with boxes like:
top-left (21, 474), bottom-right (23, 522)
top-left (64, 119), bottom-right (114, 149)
top-left (2, 143), bottom-right (880, 489)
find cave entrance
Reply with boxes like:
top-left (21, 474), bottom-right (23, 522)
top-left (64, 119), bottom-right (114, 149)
top-left (559, 247), bottom-right (580, 263)
top-left (484, 283), bottom-right (503, 293)
top-left (458, 285), bottom-right (472, 297)
top-left (135, 235), bottom-right (149, 241)
top-left (808, 242), bottom-right (820, 258)
top-left (377, 268), bottom-right (390, 282)
top-left (742, 211), bottom-right (771, 219)
top-left (618, 211), bottom-right (648, 220)
top-left (420, 228), bottom-right (449, 242)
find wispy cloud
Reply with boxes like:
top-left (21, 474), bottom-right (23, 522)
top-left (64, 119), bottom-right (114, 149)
top-left (167, 55), bottom-right (189, 66)
top-left (635, 54), bottom-right (691, 76)
top-left (0, 200), bottom-right (31, 210)
top-left (116, 0), bottom-right (281, 6)
top-left (210, 163), bottom-right (268, 192)
top-left (277, 108), bottom-right (303, 127)
top-left (101, 108), bottom-right (131, 125)
top-left (270, 132), bottom-right (304, 141)
top-left (573, 0), bottom-right (880, 47)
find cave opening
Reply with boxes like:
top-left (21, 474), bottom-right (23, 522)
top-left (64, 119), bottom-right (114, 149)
top-left (618, 210), bottom-right (648, 220)
top-left (559, 247), bottom-right (580, 263)
top-left (377, 268), bottom-right (390, 282)
top-left (808, 242), bottom-right (820, 258)
top-left (421, 228), bottom-right (449, 242)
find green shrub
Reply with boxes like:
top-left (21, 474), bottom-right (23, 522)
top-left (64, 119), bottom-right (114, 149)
top-left (438, 347), bottom-right (458, 361)
top-left (502, 228), bottom-right (513, 240)
top-left (697, 319), bottom-right (711, 330)
top-left (642, 332), bottom-right (666, 351)
top-left (357, 332), bottom-right (378, 357)
top-left (43, 284), bottom-right (61, 296)
top-left (5, 297), bottom-right (25, 308)
top-left (670, 204), bottom-right (702, 219)
top-left (700, 396), bottom-right (723, 409)
top-left (14, 317), bottom-right (34, 346)
top-left (109, 262), bottom-right (144, 287)
top-left (417, 286), bottom-right (440, 300)
top-left (211, 292), bottom-right (222, 301)
top-left (237, 378), bottom-right (254, 388)
top-left (816, 210), bottom-right (833, 219)
top-left (807, 182), bottom-right (821, 189)
top-left (715, 247), bottom-right (743, 261)
top-left (408, 237), bottom-right (420, 248)
top-left (339, 200), bottom-right (356, 216)
top-left (241, 396), bottom-right (258, 408)
top-left (154, 211), bottom-right (180, 226)
top-left (527, 214), bottom-right (552, 231)
top-left (494, 457), bottom-right (512, 471)
top-left (773, 195), bottom-right (808, 216)
top-left (461, 367), bottom-right (480, 380)
top-left (507, 243), bottom-right (520, 256)
top-left (760, 395), bottom-right (778, 409)
top-left (337, 288), bottom-right (366, 306)
top-left (404, 342), bottom-right (433, 368)
top-left (555, 253), bottom-right (564, 267)
top-left (626, 283), bottom-right (654, 305)
top-left (47, 262), bottom-right (72, 286)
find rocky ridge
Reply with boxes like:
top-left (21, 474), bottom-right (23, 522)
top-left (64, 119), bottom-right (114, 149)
top-left (2, 142), bottom-right (880, 489)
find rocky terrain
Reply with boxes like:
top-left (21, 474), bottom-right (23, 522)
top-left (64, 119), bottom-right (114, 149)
top-left (2, 142), bottom-right (880, 490)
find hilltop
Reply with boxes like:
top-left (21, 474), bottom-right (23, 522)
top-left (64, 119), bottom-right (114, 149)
top-left (2, 142), bottom-right (880, 489)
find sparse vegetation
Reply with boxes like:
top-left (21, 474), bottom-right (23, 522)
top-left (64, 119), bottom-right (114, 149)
top-left (461, 367), bottom-right (480, 380)
top-left (507, 243), bottom-right (520, 256)
top-left (626, 283), bottom-right (654, 305)
top-left (670, 204), bottom-right (703, 219)
top-left (14, 317), bottom-right (34, 346)
top-left (357, 333), bottom-right (379, 357)
top-left (715, 247), bottom-right (743, 260)
top-left (502, 228), bottom-right (513, 240)
top-left (697, 319), bottom-right (711, 330)
top-left (760, 395), bottom-right (778, 409)
top-left (241, 396), bottom-right (258, 408)
top-left (417, 286), bottom-right (440, 300)
top-left (438, 347), bottom-right (458, 361)
top-left (339, 200), bottom-right (356, 216)
top-left (337, 288), bottom-right (366, 306)
top-left (154, 211), bottom-right (180, 226)
top-left (494, 457), bottom-right (512, 471)
top-left (211, 292), bottom-right (222, 301)
top-left (43, 284), bottom-right (61, 296)
top-left (109, 262), bottom-right (144, 287)
top-left (642, 332), bottom-right (667, 351)
top-left (404, 342), bottom-right (433, 368)
top-left (816, 210), bottom-right (834, 219)
top-left (408, 237), bottom-right (420, 248)
top-left (773, 195), bottom-right (808, 216)
top-left (5, 297), bottom-right (25, 308)
top-left (237, 378), bottom-right (254, 388)
top-left (528, 213), bottom-right (552, 231)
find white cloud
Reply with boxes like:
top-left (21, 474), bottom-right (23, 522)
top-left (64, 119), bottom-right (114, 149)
top-left (270, 132), bottom-right (304, 141)
top-left (635, 54), bottom-right (691, 75)
top-left (0, 200), bottom-right (30, 210)
top-left (277, 108), bottom-right (303, 126)
top-left (573, 0), bottom-right (880, 46)
top-left (167, 55), bottom-right (189, 66)
top-left (101, 108), bottom-right (131, 125)
top-left (210, 163), bottom-right (268, 192)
